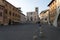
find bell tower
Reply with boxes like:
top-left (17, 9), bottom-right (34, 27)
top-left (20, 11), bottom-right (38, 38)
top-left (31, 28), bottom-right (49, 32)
top-left (35, 7), bottom-right (38, 14)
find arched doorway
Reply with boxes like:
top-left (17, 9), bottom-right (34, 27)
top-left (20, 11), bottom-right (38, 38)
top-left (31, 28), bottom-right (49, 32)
top-left (57, 14), bottom-right (60, 27)
top-left (30, 17), bottom-right (33, 21)
top-left (8, 19), bottom-right (11, 25)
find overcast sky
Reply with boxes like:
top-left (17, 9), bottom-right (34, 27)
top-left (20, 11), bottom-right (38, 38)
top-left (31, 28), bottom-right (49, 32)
top-left (6, 0), bottom-right (51, 15)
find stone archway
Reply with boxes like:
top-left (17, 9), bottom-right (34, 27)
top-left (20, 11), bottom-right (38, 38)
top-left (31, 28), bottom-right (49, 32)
top-left (57, 14), bottom-right (60, 27)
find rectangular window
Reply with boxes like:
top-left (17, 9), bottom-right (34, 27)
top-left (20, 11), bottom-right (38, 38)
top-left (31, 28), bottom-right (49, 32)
top-left (0, 12), bottom-right (2, 16)
top-left (5, 9), bottom-right (7, 14)
top-left (9, 11), bottom-right (11, 16)
top-left (13, 13), bottom-right (14, 16)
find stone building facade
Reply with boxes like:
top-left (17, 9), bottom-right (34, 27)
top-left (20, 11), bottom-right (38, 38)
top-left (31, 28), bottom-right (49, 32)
top-left (0, 0), bottom-right (21, 25)
top-left (48, 0), bottom-right (60, 27)
top-left (27, 7), bottom-right (39, 23)
top-left (40, 9), bottom-right (49, 24)
top-left (20, 13), bottom-right (26, 24)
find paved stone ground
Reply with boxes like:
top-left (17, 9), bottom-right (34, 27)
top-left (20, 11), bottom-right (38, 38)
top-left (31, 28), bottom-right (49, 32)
top-left (0, 23), bottom-right (39, 40)
top-left (1, 23), bottom-right (60, 40)
top-left (38, 23), bottom-right (60, 40)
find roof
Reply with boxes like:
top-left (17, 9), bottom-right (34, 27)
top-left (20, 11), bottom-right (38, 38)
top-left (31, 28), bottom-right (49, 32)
top-left (5, 0), bottom-right (23, 14)
top-left (4, 0), bottom-right (21, 12)
top-left (48, 0), bottom-right (55, 6)
top-left (27, 11), bottom-right (35, 14)
top-left (27, 11), bottom-right (35, 13)
top-left (20, 13), bottom-right (25, 16)
top-left (5, 0), bottom-right (16, 9)
top-left (40, 9), bottom-right (49, 14)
